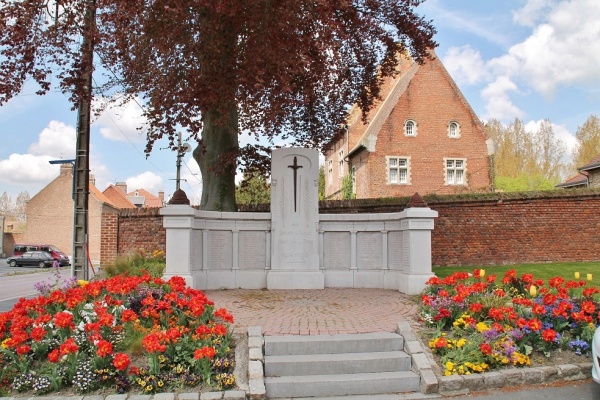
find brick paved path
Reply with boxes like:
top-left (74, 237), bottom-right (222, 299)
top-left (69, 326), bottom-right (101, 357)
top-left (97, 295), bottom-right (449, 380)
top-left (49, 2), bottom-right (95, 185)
top-left (204, 288), bottom-right (420, 336)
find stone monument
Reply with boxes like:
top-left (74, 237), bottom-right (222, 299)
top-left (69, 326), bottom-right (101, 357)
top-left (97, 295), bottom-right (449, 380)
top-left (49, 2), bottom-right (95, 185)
top-left (267, 148), bottom-right (324, 289)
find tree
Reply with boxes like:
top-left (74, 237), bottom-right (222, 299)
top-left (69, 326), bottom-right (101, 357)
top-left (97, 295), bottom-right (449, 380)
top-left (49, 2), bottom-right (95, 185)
top-left (318, 166), bottom-right (325, 201)
top-left (0, 192), bottom-right (11, 217)
top-left (573, 114), bottom-right (600, 168)
top-left (235, 173), bottom-right (270, 206)
top-left (341, 173), bottom-right (355, 200)
top-left (1, 1), bottom-right (436, 211)
top-left (485, 118), bottom-right (566, 191)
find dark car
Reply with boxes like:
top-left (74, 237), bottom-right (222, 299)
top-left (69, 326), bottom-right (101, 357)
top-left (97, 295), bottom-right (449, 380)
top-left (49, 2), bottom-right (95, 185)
top-left (7, 251), bottom-right (55, 268)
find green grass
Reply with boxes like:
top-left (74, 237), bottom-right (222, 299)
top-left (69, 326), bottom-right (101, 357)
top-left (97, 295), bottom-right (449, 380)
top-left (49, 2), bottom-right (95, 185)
top-left (433, 261), bottom-right (600, 286)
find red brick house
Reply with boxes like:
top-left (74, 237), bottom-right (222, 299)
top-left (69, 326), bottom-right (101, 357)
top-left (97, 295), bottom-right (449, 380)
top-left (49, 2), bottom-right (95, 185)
top-left (324, 51), bottom-right (492, 199)
top-left (556, 153), bottom-right (600, 189)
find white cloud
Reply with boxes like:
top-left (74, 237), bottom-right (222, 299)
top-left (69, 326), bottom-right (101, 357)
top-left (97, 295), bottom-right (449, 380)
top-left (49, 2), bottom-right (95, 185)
top-left (443, 45), bottom-right (488, 85)
top-left (512, 0), bottom-right (557, 27)
top-left (28, 120), bottom-right (76, 158)
top-left (93, 96), bottom-right (147, 143)
top-left (524, 119), bottom-right (578, 156)
top-left (491, 0), bottom-right (600, 97)
top-left (126, 171), bottom-right (164, 194)
top-left (481, 76), bottom-right (524, 121)
top-left (0, 153), bottom-right (59, 185)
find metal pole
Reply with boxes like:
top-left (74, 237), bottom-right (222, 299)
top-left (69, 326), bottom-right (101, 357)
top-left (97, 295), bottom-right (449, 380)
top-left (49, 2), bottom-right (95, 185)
top-left (72, 0), bottom-right (95, 280)
top-left (176, 133), bottom-right (182, 191)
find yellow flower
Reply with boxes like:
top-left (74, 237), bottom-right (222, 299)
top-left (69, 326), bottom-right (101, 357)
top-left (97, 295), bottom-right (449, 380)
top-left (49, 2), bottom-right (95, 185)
top-left (445, 361), bottom-right (455, 371)
top-left (456, 338), bottom-right (467, 348)
top-left (1, 338), bottom-right (10, 349)
top-left (479, 269), bottom-right (485, 278)
top-left (476, 322), bottom-right (490, 332)
top-left (588, 273), bottom-right (593, 281)
top-left (78, 279), bottom-right (89, 286)
top-left (529, 285), bottom-right (537, 296)
top-left (575, 272), bottom-right (580, 279)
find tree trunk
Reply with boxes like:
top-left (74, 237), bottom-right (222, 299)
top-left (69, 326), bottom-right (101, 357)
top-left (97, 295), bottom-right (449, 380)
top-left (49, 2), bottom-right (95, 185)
top-left (193, 106), bottom-right (239, 211)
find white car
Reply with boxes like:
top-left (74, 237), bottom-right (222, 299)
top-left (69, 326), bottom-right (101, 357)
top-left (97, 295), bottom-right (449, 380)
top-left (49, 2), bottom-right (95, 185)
top-left (593, 327), bottom-right (600, 384)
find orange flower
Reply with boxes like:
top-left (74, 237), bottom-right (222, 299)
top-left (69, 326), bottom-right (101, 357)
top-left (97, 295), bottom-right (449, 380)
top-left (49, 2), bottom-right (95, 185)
top-left (54, 311), bottom-right (74, 329)
top-left (96, 340), bottom-right (114, 357)
top-left (113, 353), bottom-right (131, 371)
top-left (194, 346), bottom-right (216, 360)
top-left (541, 328), bottom-right (557, 342)
top-left (527, 318), bottom-right (542, 332)
top-left (48, 348), bottom-right (60, 363)
top-left (479, 343), bottom-right (493, 355)
top-left (59, 337), bottom-right (79, 356)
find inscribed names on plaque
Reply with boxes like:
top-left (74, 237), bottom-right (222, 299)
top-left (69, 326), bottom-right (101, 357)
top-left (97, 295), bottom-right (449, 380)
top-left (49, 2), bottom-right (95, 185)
top-left (387, 231), bottom-right (403, 270)
top-left (356, 232), bottom-right (383, 270)
top-left (323, 232), bottom-right (351, 269)
top-left (191, 229), bottom-right (203, 271)
top-left (239, 231), bottom-right (266, 269)
top-left (208, 231), bottom-right (233, 269)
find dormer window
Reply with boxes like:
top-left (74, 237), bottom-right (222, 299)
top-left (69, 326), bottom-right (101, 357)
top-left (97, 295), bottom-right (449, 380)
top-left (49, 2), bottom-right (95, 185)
top-left (448, 121), bottom-right (461, 138)
top-left (404, 120), bottom-right (417, 137)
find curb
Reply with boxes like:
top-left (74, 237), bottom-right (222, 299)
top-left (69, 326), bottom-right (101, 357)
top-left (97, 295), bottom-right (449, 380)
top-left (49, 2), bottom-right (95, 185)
top-left (397, 320), bottom-right (594, 396)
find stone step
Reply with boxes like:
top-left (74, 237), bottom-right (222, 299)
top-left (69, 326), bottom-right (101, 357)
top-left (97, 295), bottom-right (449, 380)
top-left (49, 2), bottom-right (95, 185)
top-left (265, 371), bottom-right (421, 398)
top-left (264, 332), bottom-right (404, 356)
top-left (265, 350), bottom-right (412, 376)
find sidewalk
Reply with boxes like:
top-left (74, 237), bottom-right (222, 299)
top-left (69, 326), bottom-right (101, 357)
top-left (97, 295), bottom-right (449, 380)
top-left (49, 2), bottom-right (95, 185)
top-left (204, 288), bottom-right (420, 336)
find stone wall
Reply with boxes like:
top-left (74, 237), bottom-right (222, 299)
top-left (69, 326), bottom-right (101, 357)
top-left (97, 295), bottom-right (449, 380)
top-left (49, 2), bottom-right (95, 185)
top-left (101, 191), bottom-right (600, 268)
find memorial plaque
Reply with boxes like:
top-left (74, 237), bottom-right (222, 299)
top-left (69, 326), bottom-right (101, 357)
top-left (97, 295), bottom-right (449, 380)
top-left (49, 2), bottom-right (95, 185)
top-left (191, 229), bottom-right (203, 271)
top-left (208, 231), bottom-right (232, 269)
top-left (239, 231), bottom-right (266, 269)
top-left (324, 232), bottom-right (351, 269)
top-left (387, 231), bottom-right (403, 270)
top-left (357, 232), bottom-right (382, 270)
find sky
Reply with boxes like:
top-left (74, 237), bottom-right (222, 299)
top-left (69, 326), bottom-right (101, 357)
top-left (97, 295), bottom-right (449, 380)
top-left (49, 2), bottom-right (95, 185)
top-left (1, 0), bottom-right (599, 205)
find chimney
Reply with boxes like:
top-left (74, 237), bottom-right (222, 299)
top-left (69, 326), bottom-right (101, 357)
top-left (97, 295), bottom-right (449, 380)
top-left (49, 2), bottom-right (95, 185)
top-left (89, 174), bottom-right (96, 187)
top-left (115, 182), bottom-right (127, 193)
top-left (60, 164), bottom-right (71, 176)
top-left (158, 190), bottom-right (165, 204)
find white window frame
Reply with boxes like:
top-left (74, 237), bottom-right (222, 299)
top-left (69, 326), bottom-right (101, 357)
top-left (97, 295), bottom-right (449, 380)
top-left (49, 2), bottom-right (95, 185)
top-left (386, 156), bottom-right (411, 185)
top-left (404, 120), bottom-right (417, 137)
top-left (445, 158), bottom-right (466, 185)
top-left (328, 159), bottom-right (333, 184)
top-left (448, 121), bottom-right (461, 138)
top-left (338, 149), bottom-right (344, 178)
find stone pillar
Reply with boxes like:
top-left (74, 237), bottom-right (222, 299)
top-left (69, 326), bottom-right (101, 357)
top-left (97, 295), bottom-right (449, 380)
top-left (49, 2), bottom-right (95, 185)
top-left (160, 204), bottom-right (198, 287)
top-left (268, 148), bottom-right (324, 289)
top-left (397, 194), bottom-right (437, 295)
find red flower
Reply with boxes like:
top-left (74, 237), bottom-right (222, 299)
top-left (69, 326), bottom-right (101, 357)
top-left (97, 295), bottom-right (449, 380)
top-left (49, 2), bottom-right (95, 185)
top-left (214, 308), bottom-right (234, 323)
top-left (211, 324), bottom-right (227, 336)
top-left (434, 337), bottom-right (448, 349)
top-left (48, 348), bottom-right (60, 363)
top-left (541, 328), bottom-right (557, 342)
top-left (121, 309), bottom-right (138, 322)
top-left (96, 340), bottom-right (114, 357)
top-left (54, 311), bottom-right (74, 329)
top-left (532, 304), bottom-right (546, 315)
top-left (166, 327), bottom-right (182, 343)
top-left (16, 344), bottom-right (31, 355)
top-left (142, 333), bottom-right (167, 353)
top-left (479, 343), bottom-right (493, 355)
top-left (527, 318), bottom-right (542, 332)
top-left (195, 325), bottom-right (212, 337)
top-left (59, 338), bottom-right (79, 356)
top-left (469, 303), bottom-right (483, 313)
top-left (194, 346), bottom-right (216, 360)
top-left (581, 301), bottom-right (596, 314)
top-left (113, 353), bottom-right (131, 371)
top-left (30, 326), bottom-right (47, 342)
top-left (548, 276), bottom-right (564, 288)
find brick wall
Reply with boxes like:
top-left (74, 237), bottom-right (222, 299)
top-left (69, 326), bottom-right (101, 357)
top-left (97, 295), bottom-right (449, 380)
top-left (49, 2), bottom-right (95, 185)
top-left (103, 192), bottom-right (600, 268)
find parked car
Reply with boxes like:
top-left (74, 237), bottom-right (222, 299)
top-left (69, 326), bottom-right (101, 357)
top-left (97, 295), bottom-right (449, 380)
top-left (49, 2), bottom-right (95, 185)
top-left (593, 327), bottom-right (600, 384)
top-left (7, 251), bottom-right (55, 268)
top-left (13, 244), bottom-right (70, 266)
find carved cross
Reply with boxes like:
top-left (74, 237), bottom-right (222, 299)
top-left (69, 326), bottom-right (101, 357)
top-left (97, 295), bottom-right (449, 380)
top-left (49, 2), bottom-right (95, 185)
top-left (288, 156), bottom-right (303, 212)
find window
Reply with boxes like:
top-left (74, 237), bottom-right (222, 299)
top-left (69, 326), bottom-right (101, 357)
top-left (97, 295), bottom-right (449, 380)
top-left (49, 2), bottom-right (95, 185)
top-left (404, 120), bottom-right (417, 137)
top-left (448, 121), bottom-right (460, 138)
top-left (387, 157), bottom-right (410, 184)
top-left (338, 149), bottom-right (344, 177)
top-left (328, 159), bottom-right (333, 184)
top-left (445, 158), bottom-right (466, 185)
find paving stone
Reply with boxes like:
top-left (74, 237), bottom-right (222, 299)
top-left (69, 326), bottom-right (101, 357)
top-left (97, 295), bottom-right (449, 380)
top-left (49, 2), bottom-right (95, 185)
top-left (129, 395), bottom-right (152, 400)
top-left (200, 392), bottom-right (223, 400)
top-left (397, 321), bottom-right (412, 334)
top-left (153, 394), bottom-right (176, 400)
top-left (249, 360), bottom-right (264, 379)
top-left (249, 378), bottom-right (266, 399)
top-left (248, 326), bottom-right (262, 337)
top-left (482, 371), bottom-right (505, 388)
top-left (177, 393), bottom-right (200, 400)
top-left (522, 367), bottom-right (544, 384)
top-left (249, 347), bottom-right (263, 361)
top-left (411, 352), bottom-right (432, 371)
top-left (500, 368), bottom-right (523, 386)
top-left (55, 397), bottom-right (84, 400)
top-left (419, 368), bottom-right (439, 394)
top-left (248, 336), bottom-right (264, 349)
top-left (82, 396), bottom-right (105, 400)
top-left (404, 340), bottom-right (423, 354)
top-left (538, 366), bottom-right (559, 382)
top-left (578, 362), bottom-right (593, 378)
top-left (461, 372), bottom-right (485, 392)
top-left (438, 375), bottom-right (464, 393)
top-left (222, 390), bottom-right (247, 400)
top-left (105, 395), bottom-right (128, 400)
top-left (558, 364), bottom-right (583, 380)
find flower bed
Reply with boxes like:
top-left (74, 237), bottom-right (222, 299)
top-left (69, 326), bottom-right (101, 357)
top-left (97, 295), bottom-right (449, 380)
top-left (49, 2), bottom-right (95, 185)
top-left (419, 269), bottom-right (599, 376)
top-left (0, 273), bottom-right (236, 396)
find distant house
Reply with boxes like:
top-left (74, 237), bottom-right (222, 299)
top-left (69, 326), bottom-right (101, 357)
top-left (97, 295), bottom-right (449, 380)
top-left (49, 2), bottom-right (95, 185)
top-left (324, 51), bottom-right (491, 199)
top-left (25, 165), bottom-right (165, 264)
top-left (556, 153), bottom-right (600, 189)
